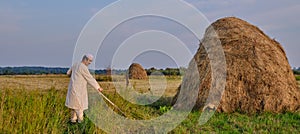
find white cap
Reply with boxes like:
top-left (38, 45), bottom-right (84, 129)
top-left (85, 54), bottom-right (94, 60)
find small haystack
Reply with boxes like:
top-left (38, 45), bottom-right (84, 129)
top-left (128, 63), bottom-right (148, 80)
top-left (173, 17), bottom-right (300, 113)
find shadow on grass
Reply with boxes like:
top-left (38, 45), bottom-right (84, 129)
top-left (65, 115), bottom-right (104, 134)
top-left (148, 96), bottom-right (173, 109)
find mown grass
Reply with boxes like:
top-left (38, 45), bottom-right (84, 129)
top-left (0, 87), bottom-right (299, 133)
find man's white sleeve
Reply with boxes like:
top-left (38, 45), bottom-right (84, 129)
top-left (81, 66), bottom-right (100, 90)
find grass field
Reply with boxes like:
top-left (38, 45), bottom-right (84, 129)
top-left (0, 75), bottom-right (299, 133)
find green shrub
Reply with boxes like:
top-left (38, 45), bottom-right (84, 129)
top-left (159, 106), bottom-right (172, 114)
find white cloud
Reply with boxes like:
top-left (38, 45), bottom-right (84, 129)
top-left (250, 4), bottom-right (300, 31)
top-left (186, 0), bottom-right (256, 10)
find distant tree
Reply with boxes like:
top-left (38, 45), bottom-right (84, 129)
top-left (163, 68), bottom-right (180, 76)
top-left (293, 70), bottom-right (300, 75)
top-left (146, 67), bottom-right (157, 75)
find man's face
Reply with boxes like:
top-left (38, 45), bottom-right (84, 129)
top-left (83, 58), bottom-right (93, 66)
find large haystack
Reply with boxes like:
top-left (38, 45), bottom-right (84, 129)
top-left (173, 17), bottom-right (300, 113)
top-left (128, 63), bottom-right (148, 80)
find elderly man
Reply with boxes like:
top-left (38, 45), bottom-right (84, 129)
top-left (66, 54), bottom-right (103, 123)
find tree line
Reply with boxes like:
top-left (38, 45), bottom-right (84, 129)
top-left (2, 66), bottom-right (297, 76)
top-left (0, 67), bottom-right (113, 75)
top-left (0, 67), bottom-right (69, 75)
top-left (0, 66), bottom-right (186, 76)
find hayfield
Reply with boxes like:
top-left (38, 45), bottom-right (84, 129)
top-left (0, 75), bottom-right (299, 133)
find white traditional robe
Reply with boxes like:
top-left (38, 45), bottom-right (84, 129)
top-left (65, 62), bottom-right (100, 110)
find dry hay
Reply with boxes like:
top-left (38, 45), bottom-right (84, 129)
top-left (173, 17), bottom-right (300, 113)
top-left (128, 63), bottom-right (148, 80)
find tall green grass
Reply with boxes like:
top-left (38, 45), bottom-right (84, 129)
top-left (0, 88), bottom-right (299, 133)
top-left (0, 88), bottom-right (104, 133)
top-left (171, 111), bottom-right (300, 133)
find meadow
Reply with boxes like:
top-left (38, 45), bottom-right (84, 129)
top-left (0, 75), bottom-right (299, 133)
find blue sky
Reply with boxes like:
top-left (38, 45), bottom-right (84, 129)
top-left (0, 0), bottom-right (299, 69)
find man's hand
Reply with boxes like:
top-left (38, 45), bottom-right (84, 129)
top-left (98, 87), bottom-right (103, 92)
